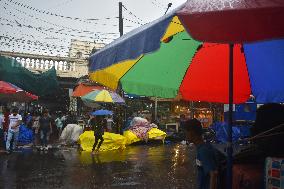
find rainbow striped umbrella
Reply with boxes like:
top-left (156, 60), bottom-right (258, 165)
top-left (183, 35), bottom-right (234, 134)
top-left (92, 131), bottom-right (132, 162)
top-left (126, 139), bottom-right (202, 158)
top-left (89, 1), bottom-right (284, 188)
top-left (81, 89), bottom-right (125, 103)
top-left (89, 1), bottom-right (284, 104)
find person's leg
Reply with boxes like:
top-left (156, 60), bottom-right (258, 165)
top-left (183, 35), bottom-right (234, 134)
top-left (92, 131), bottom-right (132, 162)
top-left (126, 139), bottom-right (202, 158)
top-left (12, 132), bottom-right (19, 150)
top-left (96, 135), bottom-right (104, 150)
top-left (40, 130), bottom-right (43, 145)
top-left (6, 131), bottom-right (13, 151)
top-left (92, 136), bottom-right (99, 151)
top-left (43, 131), bottom-right (48, 146)
top-left (0, 128), bottom-right (4, 148)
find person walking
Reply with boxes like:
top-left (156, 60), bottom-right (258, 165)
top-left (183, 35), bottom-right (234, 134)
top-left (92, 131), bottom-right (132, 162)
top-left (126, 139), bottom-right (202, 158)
top-left (55, 112), bottom-right (63, 138)
top-left (6, 108), bottom-right (22, 154)
top-left (0, 107), bottom-right (5, 150)
top-left (184, 118), bottom-right (222, 189)
top-left (39, 109), bottom-right (52, 150)
top-left (91, 115), bottom-right (106, 155)
top-left (106, 115), bottom-right (114, 132)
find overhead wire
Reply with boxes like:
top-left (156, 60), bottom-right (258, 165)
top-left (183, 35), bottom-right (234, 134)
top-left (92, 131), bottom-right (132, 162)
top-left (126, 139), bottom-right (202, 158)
top-left (122, 5), bottom-right (144, 25)
top-left (5, 0), bottom-right (118, 23)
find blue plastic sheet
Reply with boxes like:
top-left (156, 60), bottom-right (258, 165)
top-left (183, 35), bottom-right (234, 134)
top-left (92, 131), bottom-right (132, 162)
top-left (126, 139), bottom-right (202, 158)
top-left (210, 122), bottom-right (251, 143)
top-left (18, 124), bottom-right (34, 144)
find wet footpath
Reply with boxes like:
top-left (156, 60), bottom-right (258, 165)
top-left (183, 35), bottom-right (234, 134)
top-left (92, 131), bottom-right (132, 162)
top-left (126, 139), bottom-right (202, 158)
top-left (0, 144), bottom-right (197, 189)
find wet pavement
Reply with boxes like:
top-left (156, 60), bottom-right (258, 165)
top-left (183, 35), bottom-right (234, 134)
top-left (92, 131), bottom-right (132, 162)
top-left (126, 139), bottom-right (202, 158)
top-left (0, 144), bottom-right (197, 189)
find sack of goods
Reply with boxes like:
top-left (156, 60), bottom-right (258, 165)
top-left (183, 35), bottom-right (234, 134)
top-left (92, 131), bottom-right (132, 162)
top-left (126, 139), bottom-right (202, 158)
top-left (60, 124), bottom-right (83, 145)
top-left (18, 124), bottom-right (34, 145)
top-left (123, 117), bottom-right (166, 145)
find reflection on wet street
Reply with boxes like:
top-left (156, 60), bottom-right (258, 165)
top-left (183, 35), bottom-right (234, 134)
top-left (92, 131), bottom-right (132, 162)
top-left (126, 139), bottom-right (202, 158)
top-left (0, 144), bottom-right (196, 189)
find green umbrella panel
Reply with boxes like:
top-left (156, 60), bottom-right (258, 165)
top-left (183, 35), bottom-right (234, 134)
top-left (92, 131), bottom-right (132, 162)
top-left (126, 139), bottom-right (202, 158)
top-left (120, 31), bottom-right (201, 98)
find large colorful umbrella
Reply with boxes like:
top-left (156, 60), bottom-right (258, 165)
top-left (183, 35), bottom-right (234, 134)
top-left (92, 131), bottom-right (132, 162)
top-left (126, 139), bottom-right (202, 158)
top-left (89, 1), bottom-right (284, 188)
top-left (0, 81), bottom-right (38, 102)
top-left (81, 89), bottom-right (125, 103)
top-left (89, 8), bottom-right (284, 104)
top-left (72, 83), bottom-right (104, 97)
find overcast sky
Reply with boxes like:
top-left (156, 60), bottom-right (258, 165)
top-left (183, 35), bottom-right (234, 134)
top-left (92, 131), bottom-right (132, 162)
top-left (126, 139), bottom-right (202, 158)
top-left (0, 0), bottom-right (185, 56)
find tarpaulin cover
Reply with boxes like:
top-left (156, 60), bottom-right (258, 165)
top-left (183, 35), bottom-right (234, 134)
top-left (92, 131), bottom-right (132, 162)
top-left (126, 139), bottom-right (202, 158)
top-left (210, 122), bottom-right (251, 143)
top-left (18, 124), bottom-right (34, 145)
top-left (0, 56), bottom-right (58, 96)
top-left (123, 128), bottom-right (166, 145)
top-left (78, 131), bottom-right (126, 152)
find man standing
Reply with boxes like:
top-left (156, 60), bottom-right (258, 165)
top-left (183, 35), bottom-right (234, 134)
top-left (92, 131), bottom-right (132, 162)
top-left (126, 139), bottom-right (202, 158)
top-left (6, 108), bottom-right (22, 154)
top-left (184, 118), bottom-right (219, 189)
top-left (39, 109), bottom-right (52, 150)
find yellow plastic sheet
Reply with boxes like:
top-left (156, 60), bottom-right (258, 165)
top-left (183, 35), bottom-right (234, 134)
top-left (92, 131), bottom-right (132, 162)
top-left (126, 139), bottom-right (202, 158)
top-left (123, 128), bottom-right (167, 145)
top-left (123, 130), bottom-right (141, 145)
top-left (148, 128), bottom-right (167, 142)
top-left (78, 131), bottom-right (126, 152)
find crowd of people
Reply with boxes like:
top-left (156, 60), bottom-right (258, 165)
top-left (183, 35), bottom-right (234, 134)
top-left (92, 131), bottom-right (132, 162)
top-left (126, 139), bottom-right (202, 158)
top-left (0, 106), bottom-right (78, 154)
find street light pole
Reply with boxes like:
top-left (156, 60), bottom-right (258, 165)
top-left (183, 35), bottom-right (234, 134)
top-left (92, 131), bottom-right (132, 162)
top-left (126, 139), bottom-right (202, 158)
top-left (164, 3), bottom-right (172, 15)
top-left (119, 2), bottom-right (123, 36)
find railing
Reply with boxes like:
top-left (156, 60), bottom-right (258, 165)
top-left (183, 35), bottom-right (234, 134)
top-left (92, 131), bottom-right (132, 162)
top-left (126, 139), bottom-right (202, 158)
top-left (0, 51), bottom-right (88, 77)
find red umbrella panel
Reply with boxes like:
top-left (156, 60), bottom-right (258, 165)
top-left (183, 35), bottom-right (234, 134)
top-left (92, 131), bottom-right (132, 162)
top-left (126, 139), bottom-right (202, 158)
top-left (177, 0), bottom-right (284, 43)
top-left (179, 44), bottom-right (251, 104)
top-left (0, 81), bottom-right (38, 102)
top-left (0, 80), bottom-right (17, 94)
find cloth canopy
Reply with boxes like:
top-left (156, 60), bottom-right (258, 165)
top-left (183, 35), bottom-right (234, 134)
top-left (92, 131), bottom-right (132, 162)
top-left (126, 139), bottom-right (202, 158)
top-left (0, 56), bottom-right (59, 96)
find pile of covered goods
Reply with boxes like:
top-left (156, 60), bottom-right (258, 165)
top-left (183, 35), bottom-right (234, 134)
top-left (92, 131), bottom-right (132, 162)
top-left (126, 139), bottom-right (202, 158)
top-left (18, 124), bottom-right (34, 145)
top-left (123, 117), bottom-right (166, 145)
top-left (78, 131), bottom-right (127, 152)
top-left (77, 117), bottom-right (166, 152)
top-left (60, 124), bottom-right (84, 145)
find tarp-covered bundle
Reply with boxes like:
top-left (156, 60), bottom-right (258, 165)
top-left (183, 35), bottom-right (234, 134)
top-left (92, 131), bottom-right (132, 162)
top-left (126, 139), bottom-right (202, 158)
top-left (0, 56), bottom-right (58, 96)
top-left (18, 124), bottom-right (34, 145)
top-left (78, 131), bottom-right (126, 152)
top-left (60, 124), bottom-right (83, 145)
top-left (210, 122), bottom-right (251, 143)
top-left (123, 117), bottom-right (166, 145)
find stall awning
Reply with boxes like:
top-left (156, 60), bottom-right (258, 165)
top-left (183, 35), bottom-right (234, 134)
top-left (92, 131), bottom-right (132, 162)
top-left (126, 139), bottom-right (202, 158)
top-left (0, 56), bottom-right (59, 96)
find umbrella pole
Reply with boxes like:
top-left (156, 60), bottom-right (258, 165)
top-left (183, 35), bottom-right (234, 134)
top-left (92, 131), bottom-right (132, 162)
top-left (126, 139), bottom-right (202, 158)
top-left (154, 97), bottom-right (158, 121)
top-left (227, 44), bottom-right (234, 189)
